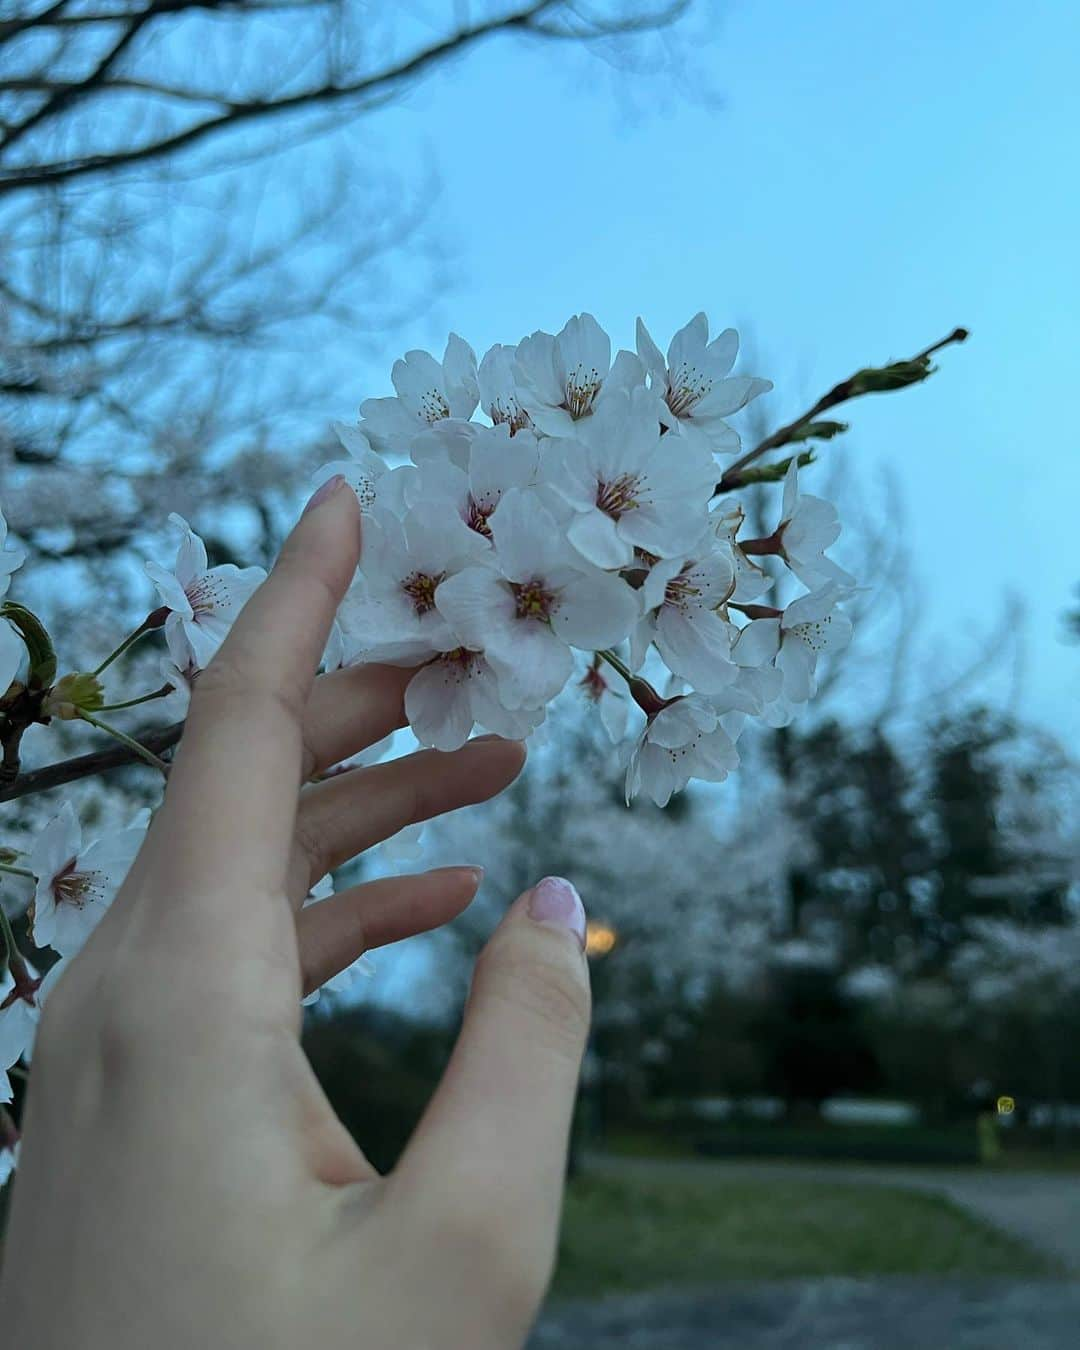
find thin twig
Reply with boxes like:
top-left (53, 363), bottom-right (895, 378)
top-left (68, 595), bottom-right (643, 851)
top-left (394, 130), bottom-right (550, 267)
top-left (715, 327), bottom-right (969, 494)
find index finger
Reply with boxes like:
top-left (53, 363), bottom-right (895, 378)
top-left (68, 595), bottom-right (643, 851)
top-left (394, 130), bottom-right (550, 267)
top-left (160, 476), bottom-right (361, 895)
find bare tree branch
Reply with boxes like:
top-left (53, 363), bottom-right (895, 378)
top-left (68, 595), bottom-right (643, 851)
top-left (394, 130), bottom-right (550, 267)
top-left (0, 722), bottom-right (183, 803)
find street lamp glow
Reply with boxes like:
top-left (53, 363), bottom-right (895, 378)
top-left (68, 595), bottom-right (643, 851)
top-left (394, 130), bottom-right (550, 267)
top-left (585, 920), bottom-right (618, 957)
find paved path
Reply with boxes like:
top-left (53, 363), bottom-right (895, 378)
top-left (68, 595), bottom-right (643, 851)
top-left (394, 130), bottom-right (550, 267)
top-left (584, 1154), bottom-right (1080, 1273)
top-left (531, 1279), bottom-right (1080, 1349)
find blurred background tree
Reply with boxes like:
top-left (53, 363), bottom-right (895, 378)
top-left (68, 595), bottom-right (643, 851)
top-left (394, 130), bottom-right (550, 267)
top-left (1, 0), bottom-right (703, 632)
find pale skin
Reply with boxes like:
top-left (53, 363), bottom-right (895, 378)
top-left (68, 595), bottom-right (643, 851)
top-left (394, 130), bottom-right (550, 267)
top-left (0, 478), bottom-right (592, 1349)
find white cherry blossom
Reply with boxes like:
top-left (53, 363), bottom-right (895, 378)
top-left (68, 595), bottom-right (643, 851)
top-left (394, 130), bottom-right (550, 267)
top-left (145, 514), bottom-right (267, 669)
top-left (580, 664), bottom-right (629, 743)
top-left (636, 312), bottom-right (771, 454)
top-left (732, 583), bottom-right (854, 718)
top-left (625, 694), bottom-right (740, 807)
top-left (478, 343), bottom-right (533, 433)
top-left (776, 460), bottom-right (856, 589)
top-left (0, 506), bottom-right (24, 597)
top-left (2, 961), bottom-right (66, 1074)
top-left (514, 313), bottom-right (643, 437)
top-left (709, 503), bottom-right (773, 602)
top-left (159, 620), bottom-right (201, 719)
top-left (1, 505), bottom-right (28, 695)
top-left (544, 387), bottom-right (718, 569)
top-left (404, 648), bottom-right (545, 750)
top-left (434, 488), bottom-right (640, 710)
top-left (28, 803), bottom-right (146, 957)
top-left (312, 422), bottom-right (419, 517)
top-left (340, 501), bottom-right (489, 666)
top-left (1, 956), bottom-right (67, 1073)
top-left (412, 422), bottom-right (540, 541)
top-left (1, 957), bottom-right (41, 1073)
top-left (631, 545), bottom-right (738, 694)
top-left (359, 334), bottom-right (479, 452)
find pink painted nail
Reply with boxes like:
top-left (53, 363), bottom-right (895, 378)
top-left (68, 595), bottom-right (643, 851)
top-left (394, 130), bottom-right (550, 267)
top-left (528, 876), bottom-right (586, 950)
top-left (302, 474), bottom-right (346, 516)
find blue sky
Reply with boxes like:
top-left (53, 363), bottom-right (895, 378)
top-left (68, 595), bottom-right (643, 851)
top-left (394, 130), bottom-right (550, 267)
top-left (333, 0), bottom-right (1079, 749)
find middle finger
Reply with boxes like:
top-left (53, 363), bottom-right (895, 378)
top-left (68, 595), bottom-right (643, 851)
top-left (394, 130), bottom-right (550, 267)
top-left (287, 737), bottom-right (526, 904)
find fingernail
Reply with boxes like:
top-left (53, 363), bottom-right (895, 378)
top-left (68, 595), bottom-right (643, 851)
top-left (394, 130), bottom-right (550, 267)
top-left (302, 474), bottom-right (347, 516)
top-left (528, 876), bottom-right (586, 950)
top-left (429, 864), bottom-right (484, 887)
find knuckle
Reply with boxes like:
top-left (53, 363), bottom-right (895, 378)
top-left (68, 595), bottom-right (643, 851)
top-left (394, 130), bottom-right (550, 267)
top-left (195, 656), bottom-right (308, 729)
top-left (475, 940), bottom-right (591, 1052)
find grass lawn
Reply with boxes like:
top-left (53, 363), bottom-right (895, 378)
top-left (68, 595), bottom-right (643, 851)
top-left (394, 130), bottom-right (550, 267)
top-left (553, 1172), bottom-right (1057, 1297)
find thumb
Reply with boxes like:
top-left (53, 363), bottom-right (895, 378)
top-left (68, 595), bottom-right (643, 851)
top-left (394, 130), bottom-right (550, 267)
top-left (397, 877), bottom-right (591, 1307)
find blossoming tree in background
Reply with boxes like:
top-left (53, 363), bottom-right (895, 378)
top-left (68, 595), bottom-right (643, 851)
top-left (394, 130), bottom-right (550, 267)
top-left (0, 312), bottom-right (967, 1179)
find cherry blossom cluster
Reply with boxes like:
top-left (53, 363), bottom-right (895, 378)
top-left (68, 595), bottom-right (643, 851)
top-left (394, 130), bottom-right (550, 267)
top-left (315, 312), bottom-right (856, 807)
top-left (1, 309), bottom-right (862, 1179)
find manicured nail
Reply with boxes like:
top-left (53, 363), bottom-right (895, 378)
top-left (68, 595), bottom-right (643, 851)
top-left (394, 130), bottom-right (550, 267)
top-left (429, 864), bottom-right (484, 887)
top-left (528, 876), bottom-right (586, 950)
top-left (302, 474), bottom-right (346, 516)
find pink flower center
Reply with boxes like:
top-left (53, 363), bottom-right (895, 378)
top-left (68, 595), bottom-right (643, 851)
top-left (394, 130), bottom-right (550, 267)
top-left (184, 574), bottom-right (227, 619)
top-left (401, 570), bottom-right (443, 616)
top-left (666, 363), bottom-right (713, 418)
top-left (596, 472), bottom-right (641, 520)
top-left (465, 495), bottom-right (494, 538)
top-left (512, 577), bottom-right (556, 621)
top-left (53, 858), bottom-right (92, 909)
top-left (663, 571), bottom-right (702, 612)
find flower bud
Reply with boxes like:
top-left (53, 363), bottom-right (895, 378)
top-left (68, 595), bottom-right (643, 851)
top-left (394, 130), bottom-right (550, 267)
top-left (736, 450), bottom-right (817, 486)
top-left (846, 357), bottom-right (934, 396)
top-left (0, 602), bottom-right (56, 688)
top-left (785, 419), bottom-right (848, 444)
top-left (42, 672), bottom-right (106, 721)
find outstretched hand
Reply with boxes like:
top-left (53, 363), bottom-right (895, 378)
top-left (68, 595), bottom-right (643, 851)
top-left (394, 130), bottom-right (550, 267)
top-left (0, 478), bottom-right (592, 1349)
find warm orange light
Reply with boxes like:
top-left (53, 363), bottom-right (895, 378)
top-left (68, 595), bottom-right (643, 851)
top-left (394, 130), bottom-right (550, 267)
top-left (585, 920), bottom-right (618, 957)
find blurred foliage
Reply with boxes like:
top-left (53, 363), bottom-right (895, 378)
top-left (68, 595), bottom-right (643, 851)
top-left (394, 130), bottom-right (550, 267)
top-left (302, 702), bottom-right (1078, 1164)
top-left (301, 1005), bottom-right (454, 1172)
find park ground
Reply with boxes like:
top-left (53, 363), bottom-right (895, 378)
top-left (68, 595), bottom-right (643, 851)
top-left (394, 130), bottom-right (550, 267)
top-left (530, 1155), bottom-right (1080, 1348)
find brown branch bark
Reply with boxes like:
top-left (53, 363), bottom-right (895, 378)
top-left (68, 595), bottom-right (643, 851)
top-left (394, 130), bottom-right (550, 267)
top-left (0, 723), bottom-right (183, 803)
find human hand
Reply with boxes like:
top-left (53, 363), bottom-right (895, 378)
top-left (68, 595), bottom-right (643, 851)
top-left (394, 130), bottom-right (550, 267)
top-left (0, 478), bottom-right (592, 1349)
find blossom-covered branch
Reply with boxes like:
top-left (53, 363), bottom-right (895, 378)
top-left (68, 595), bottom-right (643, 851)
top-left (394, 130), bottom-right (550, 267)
top-left (714, 326), bottom-right (970, 493)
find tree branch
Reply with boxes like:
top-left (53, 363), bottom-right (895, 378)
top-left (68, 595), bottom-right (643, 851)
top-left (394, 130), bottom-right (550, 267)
top-left (715, 326), bottom-right (970, 494)
top-left (0, 1), bottom-right (685, 192)
top-left (0, 722), bottom-right (183, 803)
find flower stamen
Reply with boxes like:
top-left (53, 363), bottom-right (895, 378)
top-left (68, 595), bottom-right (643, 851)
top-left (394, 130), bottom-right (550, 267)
top-left (563, 365), bottom-right (602, 419)
top-left (402, 570), bottom-right (443, 616)
top-left (595, 472), bottom-right (641, 519)
top-left (511, 577), bottom-right (556, 621)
